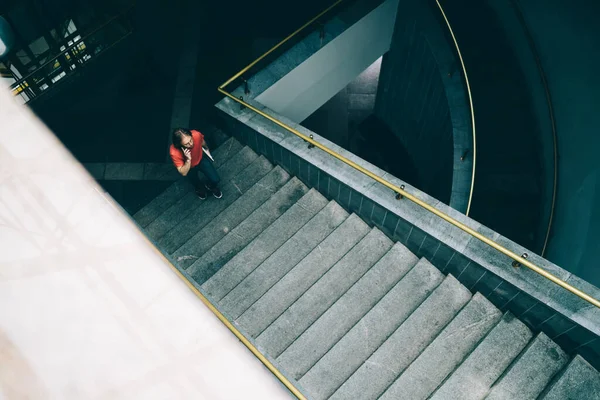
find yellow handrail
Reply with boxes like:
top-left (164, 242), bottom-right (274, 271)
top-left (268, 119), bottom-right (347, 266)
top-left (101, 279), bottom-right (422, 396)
top-left (98, 186), bottom-right (307, 398)
top-left (434, 0), bottom-right (476, 216)
top-left (219, 0), bottom-right (344, 90)
top-left (216, 0), bottom-right (600, 310)
top-left (218, 88), bottom-right (600, 310)
top-left (154, 239), bottom-right (307, 400)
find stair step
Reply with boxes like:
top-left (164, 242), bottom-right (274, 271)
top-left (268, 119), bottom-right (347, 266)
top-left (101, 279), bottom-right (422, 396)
top-left (331, 274), bottom-right (471, 400)
top-left (185, 176), bottom-right (309, 284)
top-left (218, 201), bottom-right (348, 319)
top-left (300, 258), bottom-right (444, 400)
top-left (235, 213), bottom-right (370, 338)
top-left (277, 242), bottom-right (418, 380)
top-left (430, 312), bottom-right (533, 400)
top-left (205, 127), bottom-right (230, 149)
top-left (166, 165), bottom-right (291, 256)
top-left (144, 146), bottom-right (259, 240)
top-left (133, 137), bottom-right (242, 227)
top-left (201, 189), bottom-right (328, 301)
top-left (379, 293), bottom-right (502, 400)
top-left (256, 228), bottom-right (393, 358)
top-left (486, 332), bottom-right (568, 400)
top-left (153, 155), bottom-right (272, 249)
top-left (541, 355), bottom-right (600, 400)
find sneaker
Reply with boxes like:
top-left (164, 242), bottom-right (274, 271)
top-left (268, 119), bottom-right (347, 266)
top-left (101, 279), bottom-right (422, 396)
top-left (206, 184), bottom-right (222, 199)
top-left (195, 187), bottom-right (207, 200)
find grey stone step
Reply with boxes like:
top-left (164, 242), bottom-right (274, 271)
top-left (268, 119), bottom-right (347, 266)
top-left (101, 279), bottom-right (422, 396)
top-left (299, 258), bottom-right (445, 400)
top-left (331, 274), bottom-right (471, 400)
top-left (379, 293), bottom-right (503, 400)
top-left (277, 242), bottom-right (419, 380)
top-left (133, 137), bottom-right (243, 227)
top-left (485, 333), bottom-right (568, 400)
top-left (154, 156), bottom-right (271, 251)
top-left (256, 228), bottom-right (393, 358)
top-left (201, 189), bottom-right (329, 301)
top-left (205, 127), bottom-right (230, 149)
top-left (133, 179), bottom-right (192, 228)
top-left (144, 146), bottom-right (259, 240)
top-left (541, 355), bottom-right (600, 400)
top-left (235, 213), bottom-right (370, 338)
top-left (430, 312), bottom-right (533, 400)
top-left (184, 177), bottom-right (309, 284)
top-left (166, 165), bottom-right (292, 256)
top-left (215, 200), bottom-right (347, 318)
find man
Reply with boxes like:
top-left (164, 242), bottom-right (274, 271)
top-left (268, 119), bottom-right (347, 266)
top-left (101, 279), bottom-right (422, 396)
top-left (170, 128), bottom-right (222, 199)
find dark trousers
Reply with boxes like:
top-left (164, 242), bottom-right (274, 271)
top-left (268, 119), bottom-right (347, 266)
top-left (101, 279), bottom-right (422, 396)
top-left (187, 156), bottom-right (220, 189)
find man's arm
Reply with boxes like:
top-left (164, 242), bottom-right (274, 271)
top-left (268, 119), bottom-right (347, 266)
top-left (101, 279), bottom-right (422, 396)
top-left (177, 148), bottom-right (192, 176)
top-left (177, 159), bottom-right (191, 176)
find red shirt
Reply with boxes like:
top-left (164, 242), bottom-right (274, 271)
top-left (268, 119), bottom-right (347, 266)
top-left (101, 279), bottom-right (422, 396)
top-left (169, 130), bottom-right (204, 168)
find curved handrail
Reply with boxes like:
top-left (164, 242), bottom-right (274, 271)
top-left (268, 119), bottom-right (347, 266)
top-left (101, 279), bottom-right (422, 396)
top-left (434, 0), bottom-right (476, 216)
top-left (216, 2), bottom-right (599, 310)
top-left (508, 0), bottom-right (558, 257)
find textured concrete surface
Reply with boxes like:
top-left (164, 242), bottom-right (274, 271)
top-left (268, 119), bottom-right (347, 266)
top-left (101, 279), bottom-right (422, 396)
top-left (542, 355), bottom-right (600, 400)
top-left (201, 189), bottom-right (328, 301)
top-left (331, 274), bottom-right (471, 400)
top-left (178, 173), bottom-right (302, 268)
top-left (142, 163), bottom-right (181, 181)
top-left (185, 177), bottom-right (308, 284)
top-left (236, 214), bottom-right (370, 338)
top-left (379, 293), bottom-right (502, 400)
top-left (276, 242), bottom-right (418, 378)
top-left (144, 146), bottom-right (259, 240)
top-left (165, 166), bottom-right (291, 255)
top-left (486, 332), bottom-right (568, 400)
top-left (255, 228), bottom-right (392, 358)
top-left (132, 138), bottom-right (242, 227)
top-left (219, 201), bottom-right (348, 319)
top-left (133, 180), bottom-right (193, 228)
top-left (154, 155), bottom-right (271, 247)
top-left (430, 312), bottom-right (532, 400)
top-left (300, 259), bottom-right (444, 399)
top-left (104, 162), bottom-right (145, 181)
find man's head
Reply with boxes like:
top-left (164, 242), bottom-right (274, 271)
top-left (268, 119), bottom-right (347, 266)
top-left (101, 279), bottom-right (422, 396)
top-left (172, 128), bottom-right (194, 149)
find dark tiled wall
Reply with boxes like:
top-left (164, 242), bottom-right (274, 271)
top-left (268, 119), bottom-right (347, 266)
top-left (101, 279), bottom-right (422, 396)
top-left (373, 0), bottom-right (453, 203)
top-left (219, 112), bottom-right (599, 370)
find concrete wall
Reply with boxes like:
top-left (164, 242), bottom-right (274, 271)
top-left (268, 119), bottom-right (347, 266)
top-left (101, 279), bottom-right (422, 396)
top-left (255, 0), bottom-right (398, 123)
top-left (486, 0), bottom-right (555, 259)
top-left (373, 0), bottom-right (457, 206)
top-left (464, 0), bottom-right (600, 287)
top-left (440, 0), bottom-right (546, 254)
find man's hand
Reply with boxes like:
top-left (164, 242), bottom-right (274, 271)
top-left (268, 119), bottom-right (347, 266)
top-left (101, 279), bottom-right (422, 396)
top-left (183, 148), bottom-right (192, 161)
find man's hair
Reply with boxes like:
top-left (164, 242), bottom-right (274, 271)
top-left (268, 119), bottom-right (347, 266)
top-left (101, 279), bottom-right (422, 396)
top-left (172, 128), bottom-right (191, 147)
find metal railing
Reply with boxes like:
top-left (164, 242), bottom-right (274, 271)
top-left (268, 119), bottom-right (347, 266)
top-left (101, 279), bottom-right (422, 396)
top-left (212, 0), bottom-right (598, 397)
top-left (217, 1), bottom-right (600, 314)
top-left (8, 7), bottom-right (133, 104)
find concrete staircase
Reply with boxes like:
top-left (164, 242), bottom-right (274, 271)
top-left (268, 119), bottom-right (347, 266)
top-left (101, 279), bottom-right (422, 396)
top-left (133, 138), bottom-right (600, 399)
